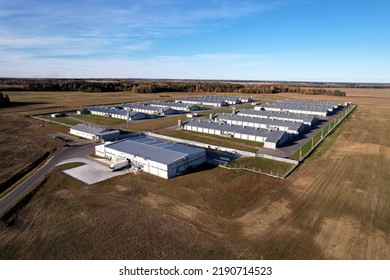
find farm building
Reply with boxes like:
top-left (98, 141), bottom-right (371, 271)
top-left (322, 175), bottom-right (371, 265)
top-left (69, 124), bottom-right (120, 142)
top-left (89, 106), bottom-right (149, 120)
top-left (214, 113), bottom-right (305, 134)
top-left (236, 109), bottom-right (317, 126)
top-left (176, 96), bottom-right (252, 107)
top-left (95, 137), bottom-right (206, 179)
top-left (147, 101), bottom-right (201, 112)
top-left (255, 100), bottom-right (340, 117)
top-left (182, 119), bottom-right (289, 149)
top-left (77, 108), bottom-right (89, 115)
top-left (122, 103), bottom-right (177, 115)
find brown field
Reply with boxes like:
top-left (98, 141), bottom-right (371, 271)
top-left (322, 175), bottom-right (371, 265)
top-left (0, 89), bottom-right (389, 259)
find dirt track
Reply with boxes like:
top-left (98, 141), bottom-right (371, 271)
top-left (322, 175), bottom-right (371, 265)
top-left (0, 89), bottom-right (389, 259)
top-left (0, 114), bottom-right (59, 188)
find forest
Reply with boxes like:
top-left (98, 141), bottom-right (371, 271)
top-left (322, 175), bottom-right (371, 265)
top-left (0, 79), bottom-right (347, 96)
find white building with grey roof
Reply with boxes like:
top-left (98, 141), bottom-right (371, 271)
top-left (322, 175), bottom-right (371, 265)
top-left (236, 109), bottom-right (317, 126)
top-left (256, 100), bottom-right (341, 117)
top-left (182, 119), bottom-right (289, 149)
top-left (89, 106), bottom-right (149, 120)
top-left (95, 136), bottom-right (206, 179)
top-left (214, 113), bottom-right (305, 134)
top-left (175, 95), bottom-right (252, 107)
top-left (147, 101), bottom-right (201, 112)
top-left (122, 103), bottom-right (177, 115)
top-left (69, 124), bottom-right (120, 142)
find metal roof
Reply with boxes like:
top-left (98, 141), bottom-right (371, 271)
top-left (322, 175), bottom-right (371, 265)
top-left (258, 100), bottom-right (340, 114)
top-left (184, 119), bottom-right (287, 143)
top-left (89, 106), bottom-right (129, 116)
top-left (147, 101), bottom-right (194, 109)
top-left (215, 113), bottom-right (304, 132)
top-left (236, 109), bottom-right (316, 124)
top-left (122, 103), bottom-right (162, 111)
top-left (105, 137), bottom-right (205, 165)
top-left (71, 124), bottom-right (106, 135)
top-left (176, 95), bottom-right (249, 104)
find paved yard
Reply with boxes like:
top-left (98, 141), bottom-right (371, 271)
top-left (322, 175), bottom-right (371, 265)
top-left (58, 157), bottom-right (130, 185)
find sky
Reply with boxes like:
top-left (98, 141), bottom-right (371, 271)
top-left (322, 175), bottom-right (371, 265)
top-left (0, 0), bottom-right (389, 82)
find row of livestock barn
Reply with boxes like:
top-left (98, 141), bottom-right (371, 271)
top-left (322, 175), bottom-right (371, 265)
top-left (176, 96), bottom-right (253, 107)
top-left (255, 100), bottom-right (341, 117)
top-left (181, 99), bottom-right (344, 149)
top-left (182, 119), bottom-right (289, 149)
top-left (81, 96), bottom-right (253, 121)
top-left (81, 101), bottom-right (203, 121)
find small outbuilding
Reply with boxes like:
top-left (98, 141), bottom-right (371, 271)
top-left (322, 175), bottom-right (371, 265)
top-left (69, 124), bottom-right (120, 142)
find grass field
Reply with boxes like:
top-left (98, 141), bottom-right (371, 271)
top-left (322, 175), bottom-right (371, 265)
top-left (124, 115), bottom-right (188, 131)
top-left (42, 116), bottom-right (80, 126)
top-left (72, 114), bottom-right (126, 126)
top-left (157, 129), bottom-right (262, 152)
top-left (226, 157), bottom-right (295, 176)
top-left (1, 89), bottom-right (389, 260)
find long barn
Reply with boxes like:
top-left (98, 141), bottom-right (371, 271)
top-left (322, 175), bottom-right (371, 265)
top-left (214, 113), bottom-right (305, 134)
top-left (182, 119), bottom-right (289, 149)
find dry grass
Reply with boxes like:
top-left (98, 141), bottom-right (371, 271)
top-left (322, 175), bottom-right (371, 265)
top-left (72, 114), bottom-right (125, 126)
top-left (1, 88), bottom-right (389, 260)
top-left (125, 115), bottom-right (188, 131)
top-left (226, 157), bottom-right (295, 175)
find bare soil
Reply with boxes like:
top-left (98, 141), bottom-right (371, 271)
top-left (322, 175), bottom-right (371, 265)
top-left (0, 114), bottom-right (60, 189)
top-left (1, 89), bottom-right (389, 259)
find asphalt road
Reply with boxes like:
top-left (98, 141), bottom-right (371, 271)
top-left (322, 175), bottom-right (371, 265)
top-left (0, 143), bottom-right (96, 218)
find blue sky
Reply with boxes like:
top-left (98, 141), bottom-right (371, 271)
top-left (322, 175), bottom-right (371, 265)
top-left (0, 0), bottom-right (389, 82)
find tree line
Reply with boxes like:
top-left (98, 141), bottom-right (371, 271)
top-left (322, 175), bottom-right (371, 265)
top-left (0, 92), bottom-right (11, 106)
top-left (0, 79), bottom-right (346, 96)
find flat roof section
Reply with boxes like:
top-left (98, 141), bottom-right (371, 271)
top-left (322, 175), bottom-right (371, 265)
top-left (71, 123), bottom-right (106, 135)
top-left (104, 137), bottom-right (205, 165)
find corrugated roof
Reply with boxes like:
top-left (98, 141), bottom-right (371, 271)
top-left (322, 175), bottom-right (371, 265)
top-left (71, 124), bottom-right (106, 135)
top-left (184, 119), bottom-right (286, 143)
top-left (176, 95), bottom-right (249, 104)
top-left (122, 103), bottom-right (162, 111)
top-left (258, 100), bottom-right (340, 114)
top-left (237, 109), bottom-right (316, 124)
top-left (148, 101), bottom-right (192, 109)
top-left (215, 113), bottom-right (304, 132)
top-left (105, 137), bottom-right (205, 165)
top-left (89, 106), bottom-right (129, 116)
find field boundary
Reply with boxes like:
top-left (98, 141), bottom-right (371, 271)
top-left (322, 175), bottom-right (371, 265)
top-left (30, 110), bottom-right (79, 127)
top-left (256, 153), bottom-right (299, 165)
top-left (217, 162), bottom-right (297, 179)
top-left (291, 104), bottom-right (356, 162)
